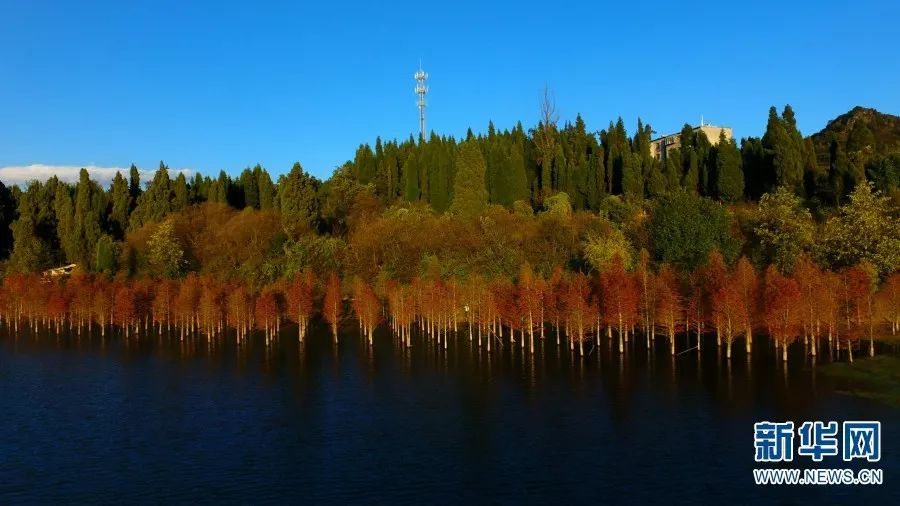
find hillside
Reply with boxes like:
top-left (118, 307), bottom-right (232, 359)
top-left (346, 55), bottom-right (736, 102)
top-left (810, 106), bottom-right (900, 167)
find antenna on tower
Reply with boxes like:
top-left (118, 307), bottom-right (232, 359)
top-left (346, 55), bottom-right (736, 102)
top-left (414, 62), bottom-right (428, 141)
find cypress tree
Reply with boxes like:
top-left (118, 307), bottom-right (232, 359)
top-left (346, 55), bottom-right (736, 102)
top-left (239, 167), bottom-right (259, 209)
top-left (450, 139), bottom-right (488, 217)
top-left (256, 165), bottom-right (275, 210)
top-left (493, 141), bottom-right (529, 207)
top-left (664, 149), bottom-right (682, 190)
top-left (71, 168), bottom-right (105, 267)
top-left (129, 163), bottom-right (142, 200)
top-left (55, 183), bottom-right (77, 262)
top-left (622, 152), bottom-right (643, 200)
top-left (130, 162), bottom-right (174, 230)
top-left (216, 171), bottom-right (232, 205)
top-left (109, 172), bottom-right (131, 239)
top-left (741, 137), bottom-right (770, 200)
top-left (278, 162), bottom-right (321, 237)
top-left (763, 105), bottom-right (804, 194)
top-left (682, 150), bottom-right (700, 194)
top-left (0, 181), bottom-right (15, 259)
top-left (173, 172), bottom-right (189, 211)
top-left (402, 152), bottom-right (420, 202)
top-left (9, 190), bottom-right (53, 273)
top-left (715, 131), bottom-right (744, 202)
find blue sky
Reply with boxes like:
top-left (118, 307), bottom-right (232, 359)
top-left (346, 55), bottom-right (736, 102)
top-left (1, 0), bottom-right (898, 184)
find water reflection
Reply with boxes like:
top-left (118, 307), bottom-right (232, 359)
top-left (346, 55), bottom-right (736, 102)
top-left (1, 321), bottom-right (899, 503)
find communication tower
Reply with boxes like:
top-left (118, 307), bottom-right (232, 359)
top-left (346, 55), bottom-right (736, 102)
top-left (414, 64), bottom-right (428, 140)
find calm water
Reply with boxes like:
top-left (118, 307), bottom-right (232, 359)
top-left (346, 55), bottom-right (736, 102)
top-left (1, 322), bottom-right (898, 504)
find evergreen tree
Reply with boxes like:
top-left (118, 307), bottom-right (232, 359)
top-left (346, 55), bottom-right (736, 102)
top-left (0, 181), bottom-right (15, 259)
top-left (762, 105), bottom-right (804, 194)
top-left (215, 171), bottom-right (232, 205)
top-left (402, 152), bottom-right (420, 202)
top-left (374, 140), bottom-right (401, 202)
top-left (278, 162), bottom-right (321, 238)
top-left (826, 137), bottom-right (855, 205)
top-left (352, 144), bottom-right (378, 185)
top-left (173, 172), bottom-right (189, 210)
top-left (129, 163), bottom-right (142, 200)
top-left (71, 168), bottom-right (105, 267)
top-left (256, 165), bottom-right (276, 210)
top-left (682, 150), bottom-right (700, 194)
top-left (94, 234), bottom-right (118, 275)
top-left (54, 182), bottom-right (77, 263)
top-left (9, 212), bottom-right (52, 272)
top-left (238, 167), bottom-right (260, 209)
top-left (664, 149), bottom-right (682, 190)
top-left (190, 173), bottom-right (206, 202)
top-left (425, 134), bottom-right (453, 212)
top-left (130, 162), bottom-right (175, 230)
top-left (9, 180), bottom-right (60, 271)
top-left (741, 137), bottom-right (770, 200)
top-left (649, 191), bottom-right (737, 270)
top-left (715, 131), bottom-right (744, 202)
top-left (622, 152), bottom-right (643, 200)
top-left (450, 139), bottom-right (488, 217)
top-left (493, 141), bottom-right (529, 207)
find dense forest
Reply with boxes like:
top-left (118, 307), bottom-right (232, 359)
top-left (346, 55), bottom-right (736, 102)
top-left (0, 104), bottom-right (898, 360)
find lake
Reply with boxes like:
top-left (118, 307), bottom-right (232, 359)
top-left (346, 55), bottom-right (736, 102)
top-left (1, 322), bottom-right (898, 504)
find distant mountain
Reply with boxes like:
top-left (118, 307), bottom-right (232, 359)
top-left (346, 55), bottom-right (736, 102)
top-left (810, 106), bottom-right (900, 168)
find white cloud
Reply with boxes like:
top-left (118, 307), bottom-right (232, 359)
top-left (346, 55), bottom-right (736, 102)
top-left (0, 164), bottom-right (194, 187)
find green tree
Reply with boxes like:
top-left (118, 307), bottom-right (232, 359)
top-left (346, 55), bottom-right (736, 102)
top-left (715, 131), bottom-right (744, 202)
top-left (8, 180), bottom-right (60, 272)
top-left (450, 139), bottom-right (488, 217)
top-left (402, 152), bottom-right (420, 202)
top-left (147, 219), bottom-right (186, 278)
top-left (8, 213), bottom-right (52, 272)
top-left (0, 181), bottom-right (15, 258)
top-left (649, 191), bottom-right (737, 270)
top-left (762, 105), bottom-right (805, 194)
top-left (821, 182), bottom-right (900, 276)
top-left (622, 152), bottom-right (644, 200)
top-left (54, 182), bottom-right (77, 263)
top-left (542, 192), bottom-right (573, 219)
top-left (682, 150), bottom-right (699, 194)
top-left (108, 171), bottom-right (131, 238)
top-left (128, 163), bottom-right (142, 200)
top-left (173, 172), bottom-right (190, 210)
top-left (741, 137), bottom-right (771, 200)
top-left (71, 168), bottom-right (105, 266)
top-left (866, 153), bottom-right (900, 195)
top-left (753, 186), bottom-right (814, 272)
top-left (583, 225), bottom-right (634, 271)
top-left (238, 167), bottom-right (260, 209)
top-left (278, 162), bottom-right (321, 238)
top-left (130, 162), bottom-right (175, 229)
top-left (94, 234), bottom-right (118, 275)
top-left (493, 141), bottom-right (529, 207)
top-left (256, 165), bottom-right (276, 210)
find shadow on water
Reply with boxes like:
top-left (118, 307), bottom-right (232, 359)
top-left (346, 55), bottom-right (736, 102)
top-left (1, 321), bottom-right (898, 504)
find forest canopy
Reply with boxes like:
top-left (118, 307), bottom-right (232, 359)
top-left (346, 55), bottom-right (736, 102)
top-left (0, 105), bottom-right (898, 287)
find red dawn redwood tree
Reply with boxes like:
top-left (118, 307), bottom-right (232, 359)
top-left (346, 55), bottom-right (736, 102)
top-left (323, 272), bottom-right (342, 344)
top-left (764, 266), bottom-right (802, 362)
top-left (600, 255), bottom-right (638, 354)
top-left (286, 270), bottom-right (315, 342)
top-left (876, 272), bottom-right (900, 337)
top-left (732, 257), bottom-right (758, 354)
top-left (563, 273), bottom-right (591, 356)
top-left (655, 264), bottom-right (682, 355)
